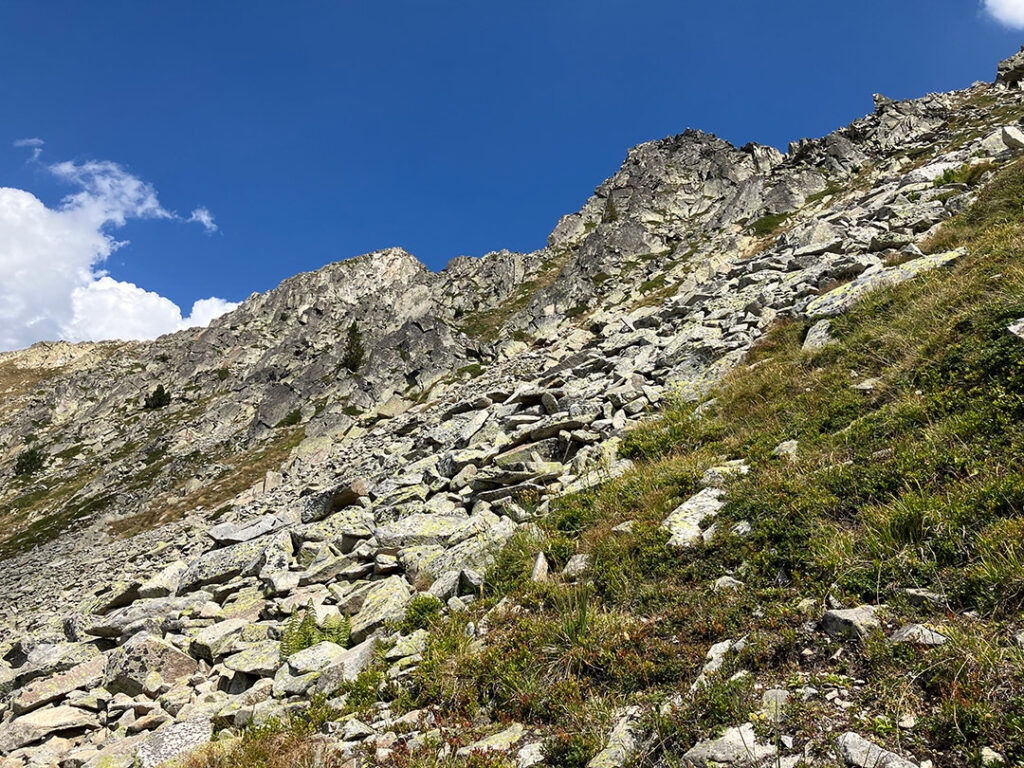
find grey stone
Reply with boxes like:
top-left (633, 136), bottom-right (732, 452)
top-left (456, 722), bottom-right (525, 757)
top-left (208, 514), bottom-right (282, 545)
top-left (179, 541), bottom-right (267, 593)
top-left (835, 732), bottom-right (917, 768)
top-left (190, 618), bottom-right (250, 661)
top-left (12, 654), bottom-right (106, 715)
top-left (806, 251), bottom-right (963, 317)
top-left (682, 723), bottom-right (776, 766)
top-left (588, 708), bottom-right (638, 768)
top-left (821, 605), bottom-right (882, 640)
top-left (137, 561), bottom-right (188, 599)
top-left (998, 46), bottom-right (1024, 87)
top-left (223, 641), bottom-right (282, 677)
top-left (349, 576), bottom-right (412, 643)
top-left (714, 576), bottom-right (744, 592)
top-left (287, 641), bottom-right (347, 675)
top-left (311, 636), bottom-right (379, 695)
top-left (890, 624), bottom-right (947, 647)
top-left (563, 554), bottom-right (591, 579)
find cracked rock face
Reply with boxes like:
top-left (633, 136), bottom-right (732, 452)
top-left (1, 51), bottom-right (1023, 768)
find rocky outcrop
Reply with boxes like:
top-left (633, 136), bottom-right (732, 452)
top-left (2, 49), bottom-right (1024, 768)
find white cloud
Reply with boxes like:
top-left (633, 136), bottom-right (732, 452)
top-left (984, 0), bottom-right (1024, 27)
top-left (187, 206), bottom-right (218, 233)
top-left (0, 156), bottom-right (236, 352)
top-left (61, 277), bottom-right (238, 342)
top-left (14, 138), bottom-right (45, 160)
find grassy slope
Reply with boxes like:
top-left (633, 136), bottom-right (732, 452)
top-left (191, 161), bottom-right (1024, 767)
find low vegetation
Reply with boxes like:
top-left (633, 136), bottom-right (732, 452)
top-left (933, 160), bottom-right (995, 188)
top-left (749, 211), bottom-right (791, 237)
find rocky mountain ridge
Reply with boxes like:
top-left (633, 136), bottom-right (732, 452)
top-left (3, 47), bottom-right (1024, 768)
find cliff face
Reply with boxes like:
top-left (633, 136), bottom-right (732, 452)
top-left (2, 50), bottom-right (1024, 768)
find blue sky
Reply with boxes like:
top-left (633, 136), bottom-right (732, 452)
top-left (0, 1), bottom-right (1022, 348)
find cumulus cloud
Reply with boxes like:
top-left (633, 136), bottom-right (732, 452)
top-left (0, 156), bottom-right (236, 352)
top-left (984, 0), bottom-right (1024, 27)
top-left (61, 278), bottom-right (237, 342)
top-left (187, 206), bottom-right (218, 233)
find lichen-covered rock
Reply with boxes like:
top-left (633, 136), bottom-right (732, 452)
top-left (179, 540), bottom-right (267, 593)
top-left (375, 513), bottom-right (466, 549)
top-left (682, 723), bottom-right (776, 766)
top-left (456, 722), bottom-right (526, 758)
top-left (103, 633), bottom-right (199, 697)
top-left (350, 577), bottom-right (413, 642)
top-left (587, 709), bottom-right (639, 768)
top-left (311, 636), bottom-right (379, 695)
top-left (12, 654), bottom-right (106, 715)
top-left (137, 561), bottom-right (188, 599)
top-left (208, 515), bottom-right (282, 545)
top-left (14, 642), bottom-right (101, 686)
top-left (890, 623), bottom-right (947, 647)
top-left (190, 618), bottom-right (250, 661)
top-left (85, 593), bottom-right (212, 638)
top-left (135, 718), bottom-right (212, 768)
top-left (285, 641), bottom-right (347, 675)
top-left (802, 318), bottom-right (836, 351)
top-left (806, 251), bottom-right (962, 317)
top-left (662, 488), bottom-right (724, 548)
top-left (223, 641), bottom-right (282, 677)
top-left (0, 706), bottom-right (98, 754)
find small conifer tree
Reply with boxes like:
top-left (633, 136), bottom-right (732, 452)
top-left (342, 322), bottom-right (365, 373)
top-left (144, 384), bottom-right (171, 410)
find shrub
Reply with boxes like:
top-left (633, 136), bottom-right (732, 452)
top-left (399, 595), bottom-right (443, 633)
top-left (13, 447), bottom-right (46, 477)
top-left (143, 384), bottom-right (171, 410)
top-left (542, 729), bottom-right (599, 768)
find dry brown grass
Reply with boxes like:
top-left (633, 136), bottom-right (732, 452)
top-left (0, 362), bottom-right (62, 420)
top-left (109, 427), bottom-right (306, 537)
top-left (182, 734), bottom-right (347, 768)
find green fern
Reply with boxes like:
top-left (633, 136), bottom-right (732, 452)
top-left (279, 602), bottom-right (352, 660)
